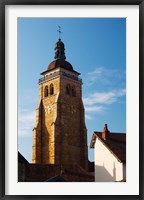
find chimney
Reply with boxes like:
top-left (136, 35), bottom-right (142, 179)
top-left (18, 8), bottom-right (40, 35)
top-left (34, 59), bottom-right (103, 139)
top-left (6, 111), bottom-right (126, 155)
top-left (102, 124), bottom-right (110, 140)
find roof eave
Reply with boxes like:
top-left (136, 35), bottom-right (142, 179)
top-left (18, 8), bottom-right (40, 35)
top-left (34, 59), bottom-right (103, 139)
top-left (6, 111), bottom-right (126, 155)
top-left (90, 132), bottom-right (126, 163)
top-left (40, 67), bottom-right (80, 75)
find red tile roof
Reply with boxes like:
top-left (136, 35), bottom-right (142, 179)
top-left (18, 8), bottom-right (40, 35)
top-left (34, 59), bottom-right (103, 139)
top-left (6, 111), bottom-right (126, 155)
top-left (41, 59), bottom-right (80, 75)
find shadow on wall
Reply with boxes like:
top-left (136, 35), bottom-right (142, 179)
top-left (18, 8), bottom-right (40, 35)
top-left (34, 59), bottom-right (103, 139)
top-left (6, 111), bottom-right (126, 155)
top-left (95, 162), bottom-right (116, 182)
top-left (41, 102), bottom-right (50, 164)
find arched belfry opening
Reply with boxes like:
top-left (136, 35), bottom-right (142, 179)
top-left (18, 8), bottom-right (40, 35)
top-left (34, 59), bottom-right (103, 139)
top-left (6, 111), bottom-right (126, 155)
top-left (44, 86), bottom-right (48, 97)
top-left (50, 84), bottom-right (54, 95)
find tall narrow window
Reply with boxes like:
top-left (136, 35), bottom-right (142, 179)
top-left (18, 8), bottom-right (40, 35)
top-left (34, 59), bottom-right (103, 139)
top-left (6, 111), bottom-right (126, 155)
top-left (72, 86), bottom-right (76, 97)
top-left (66, 84), bottom-right (71, 95)
top-left (44, 86), bottom-right (48, 97)
top-left (50, 83), bottom-right (54, 95)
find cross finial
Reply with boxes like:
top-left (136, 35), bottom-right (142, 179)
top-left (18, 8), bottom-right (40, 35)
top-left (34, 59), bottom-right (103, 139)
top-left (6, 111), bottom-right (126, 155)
top-left (57, 26), bottom-right (63, 39)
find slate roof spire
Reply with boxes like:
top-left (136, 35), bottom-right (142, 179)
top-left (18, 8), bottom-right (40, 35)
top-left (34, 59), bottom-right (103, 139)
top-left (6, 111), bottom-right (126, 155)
top-left (54, 26), bottom-right (66, 60)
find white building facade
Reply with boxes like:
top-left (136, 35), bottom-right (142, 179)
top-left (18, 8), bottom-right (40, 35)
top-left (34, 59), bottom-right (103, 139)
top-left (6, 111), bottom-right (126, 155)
top-left (90, 124), bottom-right (126, 182)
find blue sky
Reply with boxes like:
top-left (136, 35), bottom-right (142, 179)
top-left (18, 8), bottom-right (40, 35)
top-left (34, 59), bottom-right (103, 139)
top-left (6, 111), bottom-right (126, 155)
top-left (18, 18), bottom-right (126, 162)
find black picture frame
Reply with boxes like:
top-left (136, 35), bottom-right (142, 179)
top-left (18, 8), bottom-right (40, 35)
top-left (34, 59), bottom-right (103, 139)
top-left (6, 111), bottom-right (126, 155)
top-left (0, 0), bottom-right (143, 199)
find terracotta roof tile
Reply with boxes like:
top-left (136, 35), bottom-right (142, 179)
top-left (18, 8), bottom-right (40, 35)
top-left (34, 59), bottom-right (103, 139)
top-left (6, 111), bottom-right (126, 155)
top-left (48, 59), bottom-right (73, 71)
top-left (41, 59), bottom-right (80, 75)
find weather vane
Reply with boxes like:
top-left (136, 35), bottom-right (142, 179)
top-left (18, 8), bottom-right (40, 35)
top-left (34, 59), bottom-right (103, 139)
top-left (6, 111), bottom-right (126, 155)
top-left (57, 26), bottom-right (63, 39)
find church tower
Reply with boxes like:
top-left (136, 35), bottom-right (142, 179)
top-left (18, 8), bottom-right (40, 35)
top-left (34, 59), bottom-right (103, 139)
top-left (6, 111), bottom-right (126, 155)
top-left (32, 34), bottom-right (88, 170)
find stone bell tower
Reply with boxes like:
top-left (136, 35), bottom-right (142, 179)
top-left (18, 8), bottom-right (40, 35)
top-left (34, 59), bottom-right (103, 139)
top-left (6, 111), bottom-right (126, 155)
top-left (32, 35), bottom-right (88, 170)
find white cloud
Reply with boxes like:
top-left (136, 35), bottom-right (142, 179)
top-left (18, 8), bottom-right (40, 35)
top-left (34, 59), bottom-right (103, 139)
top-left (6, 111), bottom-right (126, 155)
top-left (85, 105), bottom-right (104, 112)
top-left (18, 110), bottom-right (36, 137)
top-left (84, 67), bottom-right (118, 86)
top-left (88, 67), bottom-right (104, 81)
top-left (18, 92), bottom-right (38, 137)
top-left (83, 88), bottom-right (126, 120)
top-left (84, 67), bottom-right (125, 86)
top-left (19, 111), bottom-right (36, 122)
top-left (18, 93), bottom-right (38, 109)
top-left (85, 114), bottom-right (93, 120)
top-left (83, 89), bottom-right (126, 106)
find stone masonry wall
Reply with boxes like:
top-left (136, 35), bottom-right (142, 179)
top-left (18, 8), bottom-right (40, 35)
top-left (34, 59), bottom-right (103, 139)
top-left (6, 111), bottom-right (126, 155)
top-left (32, 73), bottom-right (88, 170)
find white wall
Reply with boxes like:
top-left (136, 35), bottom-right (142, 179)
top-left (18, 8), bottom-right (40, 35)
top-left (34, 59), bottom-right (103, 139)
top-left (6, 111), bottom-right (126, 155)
top-left (94, 138), bottom-right (124, 182)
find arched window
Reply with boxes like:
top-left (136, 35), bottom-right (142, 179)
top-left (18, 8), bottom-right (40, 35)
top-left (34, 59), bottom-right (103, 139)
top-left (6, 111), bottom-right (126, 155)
top-left (44, 86), bottom-right (48, 97)
top-left (72, 86), bottom-right (76, 97)
top-left (50, 83), bottom-right (54, 95)
top-left (66, 84), bottom-right (71, 95)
